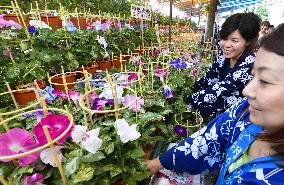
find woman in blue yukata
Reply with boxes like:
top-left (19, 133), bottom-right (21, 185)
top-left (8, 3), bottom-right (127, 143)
top-left (147, 24), bottom-right (284, 184)
top-left (186, 13), bottom-right (261, 118)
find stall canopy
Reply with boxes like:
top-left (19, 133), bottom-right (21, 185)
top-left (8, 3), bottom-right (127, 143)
top-left (159, 0), bottom-right (263, 15)
top-left (217, 0), bottom-right (262, 13)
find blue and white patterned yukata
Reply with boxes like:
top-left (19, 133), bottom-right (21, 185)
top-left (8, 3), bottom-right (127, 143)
top-left (160, 98), bottom-right (284, 185)
top-left (187, 49), bottom-right (255, 118)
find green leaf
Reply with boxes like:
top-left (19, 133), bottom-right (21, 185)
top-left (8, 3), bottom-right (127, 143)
top-left (81, 151), bottom-right (105, 162)
top-left (73, 167), bottom-right (94, 183)
top-left (105, 142), bottom-right (114, 155)
top-left (0, 165), bottom-right (10, 176)
top-left (110, 165), bottom-right (122, 178)
top-left (64, 157), bottom-right (80, 177)
top-left (11, 166), bottom-right (34, 177)
top-left (102, 164), bottom-right (113, 172)
top-left (127, 146), bottom-right (145, 159)
top-left (101, 119), bottom-right (114, 126)
top-left (138, 112), bottom-right (164, 124)
top-left (6, 66), bottom-right (20, 79)
top-left (19, 41), bottom-right (28, 51)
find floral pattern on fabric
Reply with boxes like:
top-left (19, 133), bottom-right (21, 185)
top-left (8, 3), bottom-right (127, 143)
top-left (159, 98), bottom-right (284, 184)
top-left (187, 50), bottom-right (255, 117)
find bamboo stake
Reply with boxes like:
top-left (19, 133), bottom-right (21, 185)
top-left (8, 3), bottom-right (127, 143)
top-left (61, 66), bottom-right (71, 103)
top-left (106, 70), bottom-right (119, 120)
top-left (5, 82), bottom-right (19, 110)
top-left (0, 176), bottom-right (8, 185)
top-left (43, 126), bottom-right (67, 185)
top-left (0, 115), bottom-right (10, 132)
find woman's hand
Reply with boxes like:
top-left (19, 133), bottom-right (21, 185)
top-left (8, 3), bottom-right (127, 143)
top-left (146, 158), bottom-right (163, 174)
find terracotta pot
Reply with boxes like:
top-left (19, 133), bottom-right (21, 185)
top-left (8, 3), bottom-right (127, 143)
top-left (3, 14), bottom-right (30, 26)
top-left (70, 16), bottom-right (87, 28)
top-left (122, 55), bottom-right (131, 61)
top-left (78, 65), bottom-right (98, 78)
top-left (13, 89), bottom-right (36, 105)
top-left (40, 16), bottom-right (62, 30)
top-left (98, 60), bottom-right (112, 71)
top-left (112, 56), bottom-right (123, 69)
top-left (51, 73), bottom-right (76, 90)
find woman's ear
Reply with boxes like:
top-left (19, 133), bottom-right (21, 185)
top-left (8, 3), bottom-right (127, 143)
top-left (245, 42), bottom-right (251, 47)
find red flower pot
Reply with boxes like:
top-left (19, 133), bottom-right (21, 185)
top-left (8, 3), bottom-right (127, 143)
top-left (78, 64), bottom-right (98, 78)
top-left (70, 16), bottom-right (87, 28)
top-left (98, 60), bottom-right (112, 71)
top-left (40, 16), bottom-right (62, 30)
top-left (51, 73), bottom-right (76, 90)
top-left (3, 14), bottom-right (30, 26)
top-left (13, 89), bottom-right (36, 105)
top-left (112, 56), bottom-right (123, 69)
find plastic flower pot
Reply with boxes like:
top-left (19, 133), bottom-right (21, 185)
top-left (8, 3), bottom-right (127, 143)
top-left (51, 73), bottom-right (76, 90)
top-left (13, 89), bottom-right (36, 105)
top-left (98, 60), bottom-right (112, 71)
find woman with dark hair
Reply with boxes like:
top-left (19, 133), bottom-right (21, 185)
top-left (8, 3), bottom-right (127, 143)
top-left (186, 13), bottom-right (261, 118)
top-left (147, 24), bottom-right (284, 184)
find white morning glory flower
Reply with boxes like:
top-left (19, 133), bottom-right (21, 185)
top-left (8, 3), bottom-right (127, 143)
top-left (40, 146), bottom-right (63, 167)
top-left (71, 126), bottom-right (102, 154)
top-left (81, 129), bottom-right (102, 154)
top-left (96, 35), bottom-right (108, 49)
top-left (114, 118), bottom-right (141, 143)
top-left (71, 125), bottom-right (88, 143)
top-left (99, 83), bottom-right (124, 102)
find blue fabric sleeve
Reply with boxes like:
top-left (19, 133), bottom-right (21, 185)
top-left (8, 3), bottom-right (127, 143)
top-left (159, 98), bottom-right (249, 174)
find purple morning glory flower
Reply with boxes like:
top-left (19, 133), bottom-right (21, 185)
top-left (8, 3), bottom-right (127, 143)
top-left (114, 21), bottom-right (120, 31)
top-left (174, 124), bottom-right (187, 137)
top-left (170, 58), bottom-right (187, 69)
top-left (91, 98), bottom-right (114, 110)
top-left (162, 85), bottom-right (173, 99)
top-left (120, 19), bottom-right (126, 26)
top-left (28, 25), bottom-right (37, 34)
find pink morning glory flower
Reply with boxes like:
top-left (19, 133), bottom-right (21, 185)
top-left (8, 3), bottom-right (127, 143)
top-left (68, 90), bottom-right (81, 103)
top-left (102, 20), bottom-right (111, 31)
top-left (155, 66), bottom-right (169, 78)
top-left (21, 173), bottom-right (44, 185)
top-left (122, 94), bottom-right (144, 112)
top-left (128, 74), bottom-right (138, 81)
top-left (0, 128), bottom-right (40, 166)
top-left (33, 114), bottom-right (74, 145)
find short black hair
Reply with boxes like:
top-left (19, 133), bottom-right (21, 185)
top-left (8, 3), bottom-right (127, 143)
top-left (261, 21), bottom-right (270, 27)
top-left (220, 13), bottom-right (261, 50)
